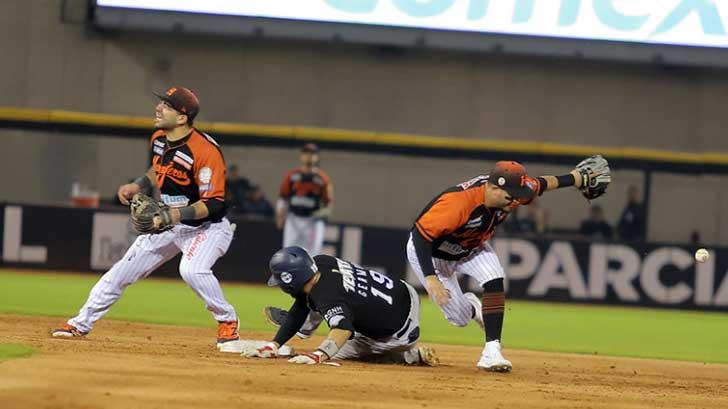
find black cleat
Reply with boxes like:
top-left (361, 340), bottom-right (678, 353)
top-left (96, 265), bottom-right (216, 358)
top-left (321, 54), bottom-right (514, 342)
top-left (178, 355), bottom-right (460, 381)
top-left (262, 306), bottom-right (313, 339)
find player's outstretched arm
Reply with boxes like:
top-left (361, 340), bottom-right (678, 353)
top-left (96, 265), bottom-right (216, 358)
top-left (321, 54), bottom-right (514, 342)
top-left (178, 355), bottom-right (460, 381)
top-left (535, 155), bottom-right (611, 200)
top-left (288, 328), bottom-right (352, 365)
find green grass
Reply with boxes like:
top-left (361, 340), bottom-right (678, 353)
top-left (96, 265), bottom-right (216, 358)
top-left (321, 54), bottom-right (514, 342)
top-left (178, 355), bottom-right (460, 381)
top-left (1, 271), bottom-right (727, 364)
top-left (0, 343), bottom-right (36, 360)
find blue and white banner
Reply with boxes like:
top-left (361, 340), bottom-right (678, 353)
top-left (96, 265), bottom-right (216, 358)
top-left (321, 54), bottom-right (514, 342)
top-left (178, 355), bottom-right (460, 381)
top-left (97, 0), bottom-right (728, 48)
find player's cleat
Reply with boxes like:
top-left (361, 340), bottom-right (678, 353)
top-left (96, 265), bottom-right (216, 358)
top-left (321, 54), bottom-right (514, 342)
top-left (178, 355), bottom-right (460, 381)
top-left (216, 319), bottom-right (240, 346)
top-left (263, 306), bottom-right (313, 339)
top-left (51, 323), bottom-right (87, 338)
top-left (464, 292), bottom-right (484, 330)
top-left (417, 346), bottom-right (440, 367)
top-left (477, 340), bottom-right (512, 373)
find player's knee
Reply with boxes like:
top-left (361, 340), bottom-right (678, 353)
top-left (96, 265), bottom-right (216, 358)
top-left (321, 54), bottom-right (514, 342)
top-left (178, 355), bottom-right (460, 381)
top-left (178, 263), bottom-right (197, 281)
top-left (445, 312), bottom-right (470, 327)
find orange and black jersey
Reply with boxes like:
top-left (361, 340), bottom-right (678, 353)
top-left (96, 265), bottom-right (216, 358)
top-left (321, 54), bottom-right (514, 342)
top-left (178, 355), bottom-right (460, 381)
top-left (414, 175), bottom-right (543, 261)
top-left (149, 128), bottom-right (227, 226)
top-left (279, 168), bottom-right (332, 217)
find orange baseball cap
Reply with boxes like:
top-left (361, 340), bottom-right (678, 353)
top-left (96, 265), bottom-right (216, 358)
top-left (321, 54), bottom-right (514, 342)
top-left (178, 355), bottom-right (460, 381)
top-left (488, 161), bottom-right (536, 201)
top-left (154, 86), bottom-right (200, 121)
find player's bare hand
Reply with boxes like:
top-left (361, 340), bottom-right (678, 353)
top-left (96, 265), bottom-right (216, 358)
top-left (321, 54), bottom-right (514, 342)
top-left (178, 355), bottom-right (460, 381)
top-left (117, 183), bottom-right (141, 206)
top-left (243, 342), bottom-right (279, 359)
top-left (425, 275), bottom-right (450, 307)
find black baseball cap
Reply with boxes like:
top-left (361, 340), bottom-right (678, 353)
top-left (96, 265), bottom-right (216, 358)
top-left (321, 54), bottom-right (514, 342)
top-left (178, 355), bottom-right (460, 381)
top-left (154, 86), bottom-right (200, 121)
top-left (301, 143), bottom-right (319, 153)
top-left (488, 161), bottom-right (536, 201)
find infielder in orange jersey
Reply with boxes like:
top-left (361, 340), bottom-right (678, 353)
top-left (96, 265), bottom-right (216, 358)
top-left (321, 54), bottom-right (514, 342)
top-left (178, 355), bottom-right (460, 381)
top-left (52, 86), bottom-right (240, 348)
top-left (267, 143), bottom-right (334, 337)
top-left (408, 157), bottom-right (611, 372)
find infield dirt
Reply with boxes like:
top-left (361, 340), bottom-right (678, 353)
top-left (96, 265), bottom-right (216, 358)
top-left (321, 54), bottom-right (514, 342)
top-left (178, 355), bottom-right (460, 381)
top-left (1, 314), bottom-right (726, 409)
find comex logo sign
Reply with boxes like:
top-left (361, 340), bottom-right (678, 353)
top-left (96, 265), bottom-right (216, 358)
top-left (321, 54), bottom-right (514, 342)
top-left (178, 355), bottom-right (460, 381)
top-left (324, 0), bottom-right (727, 47)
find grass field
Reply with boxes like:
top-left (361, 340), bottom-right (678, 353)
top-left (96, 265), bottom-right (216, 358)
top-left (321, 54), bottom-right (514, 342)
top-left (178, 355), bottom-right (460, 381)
top-left (1, 270), bottom-right (727, 363)
top-left (0, 343), bottom-right (36, 360)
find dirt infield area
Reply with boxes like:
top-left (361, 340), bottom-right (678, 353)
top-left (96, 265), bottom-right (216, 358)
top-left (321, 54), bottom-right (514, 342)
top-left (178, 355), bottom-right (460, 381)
top-left (1, 315), bottom-right (726, 409)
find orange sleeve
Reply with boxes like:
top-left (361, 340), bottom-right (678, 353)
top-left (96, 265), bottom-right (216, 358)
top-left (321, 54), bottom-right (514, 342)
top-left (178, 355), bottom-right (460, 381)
top-left (194, 146), bottom-right (226, 201)
top-left (279, 170), bottom-right (293, 199)
top-left (414, 192), bottom-right (470, 242)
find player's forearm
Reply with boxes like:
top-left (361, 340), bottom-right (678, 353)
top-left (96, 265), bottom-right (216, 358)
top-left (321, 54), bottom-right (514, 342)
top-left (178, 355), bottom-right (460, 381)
top-left (171, 200), bottom-right (214, 223)
top-left (539, 170), bottom-right (583, 192)
top-left (273, 300), bottom-right (310, 346)
top-left (132, 167), bottom-right (156, 195)
top-left (412, 229), bottom-right (437, 277)
top-left (314, 328), bottom-right (352, 361)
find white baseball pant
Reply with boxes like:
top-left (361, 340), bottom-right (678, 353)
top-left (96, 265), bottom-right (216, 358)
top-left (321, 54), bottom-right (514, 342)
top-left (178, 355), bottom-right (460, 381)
top-left (406, 233), bottom-right (504, 327)
top-left (68, 219), bottom-right (237, 333)
top-left (283, 214), bottom-right (324, 255)
top-left (282, 213), bottom-right (326, 332)
top-left (334, 282), bottom-right (423, 364)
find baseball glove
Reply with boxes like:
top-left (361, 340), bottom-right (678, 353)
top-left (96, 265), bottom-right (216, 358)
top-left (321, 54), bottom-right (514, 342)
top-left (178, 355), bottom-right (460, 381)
top-left (575, 155), bottom-right (611, 200)
top-left (130, 193), bottom-right (174, 234)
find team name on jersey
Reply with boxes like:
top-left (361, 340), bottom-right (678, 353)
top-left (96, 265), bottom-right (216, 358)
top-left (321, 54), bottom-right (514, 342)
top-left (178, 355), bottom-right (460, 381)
top-left (336, 259), bottom-right (369, 298)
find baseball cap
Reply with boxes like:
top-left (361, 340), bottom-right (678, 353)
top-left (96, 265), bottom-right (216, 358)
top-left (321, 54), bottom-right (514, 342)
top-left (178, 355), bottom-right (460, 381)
top-left (301, 143), bottom-right (319, 153)
top-left (154, 86), bottom-right (200, 121)
top-left (488, 161), bottom-right (536, 201)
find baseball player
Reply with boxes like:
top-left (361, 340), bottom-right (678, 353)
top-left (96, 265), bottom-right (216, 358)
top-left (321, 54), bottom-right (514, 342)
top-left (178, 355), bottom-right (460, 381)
top-left (409, 157), bottom-right (610, 372)
top-left (52, 86), bottom-right (240, 347)
top-left (244, 246), bottom-right (438, 366)
top-left (271, 143), bottom-right (333, 337)
top-left (276, 142), bottom-right (333, 254)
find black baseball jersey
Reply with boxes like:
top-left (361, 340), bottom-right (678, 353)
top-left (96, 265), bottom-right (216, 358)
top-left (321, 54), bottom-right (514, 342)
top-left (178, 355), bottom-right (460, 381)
top-left (279, 168), bottom-right (331, 217)
top-left (306, 255), bottom-right (411, 339)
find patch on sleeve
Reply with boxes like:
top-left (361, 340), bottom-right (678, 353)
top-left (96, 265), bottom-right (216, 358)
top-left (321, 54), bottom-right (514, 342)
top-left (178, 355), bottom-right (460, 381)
top-left (198, 167), bottom-right (213, 184)
top-left (324, 306), bottom-right (345, 327)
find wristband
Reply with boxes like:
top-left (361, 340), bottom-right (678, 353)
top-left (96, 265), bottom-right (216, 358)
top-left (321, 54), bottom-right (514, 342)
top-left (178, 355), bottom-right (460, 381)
top-left (555, 174), bottom-right (576, 188)
top-left (133, 175), bottom-right (153, 194)
top-left (317, 339), bottom-right (339, 359)
top-left (178, 206), bottom-right (197, 221)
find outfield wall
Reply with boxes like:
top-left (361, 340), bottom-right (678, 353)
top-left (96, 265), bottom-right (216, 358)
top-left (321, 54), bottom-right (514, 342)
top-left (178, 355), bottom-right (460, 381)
top-left (3, 202), bottom-right (726, 312)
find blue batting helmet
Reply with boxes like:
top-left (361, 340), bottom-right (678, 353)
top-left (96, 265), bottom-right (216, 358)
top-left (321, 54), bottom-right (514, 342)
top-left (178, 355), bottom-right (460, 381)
top-left (267, 246), bottom-right (318, 295)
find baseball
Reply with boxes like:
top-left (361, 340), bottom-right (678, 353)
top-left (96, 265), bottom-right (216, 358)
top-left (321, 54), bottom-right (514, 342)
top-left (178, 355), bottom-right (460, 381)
top-left (695, 248), bottom-right (709, 263)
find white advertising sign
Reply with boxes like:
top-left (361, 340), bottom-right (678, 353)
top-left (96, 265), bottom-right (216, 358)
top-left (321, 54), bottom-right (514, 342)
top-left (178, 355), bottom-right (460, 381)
top-left (90, 213), bottom-right (137, 270)
top-left (97, 0), bottom-right (728, 48)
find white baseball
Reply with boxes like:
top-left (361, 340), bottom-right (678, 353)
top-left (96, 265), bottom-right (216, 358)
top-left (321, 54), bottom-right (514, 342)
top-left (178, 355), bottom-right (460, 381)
top-left (695, 248), bottom-right (709, 263)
